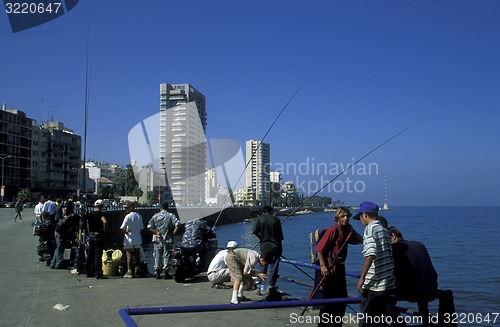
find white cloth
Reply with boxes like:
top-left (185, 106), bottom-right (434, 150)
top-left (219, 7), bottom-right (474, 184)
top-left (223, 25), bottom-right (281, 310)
top-left (207, 268), bottom-right (230, 284)
top-left (208, 249), bottom-right (228, 273)
top-left (34, 202), bottom-right (43, 215)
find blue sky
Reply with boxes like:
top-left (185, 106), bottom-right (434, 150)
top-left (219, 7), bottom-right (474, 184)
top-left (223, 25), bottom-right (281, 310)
top-left (1, 0), bottom-right (499, 206)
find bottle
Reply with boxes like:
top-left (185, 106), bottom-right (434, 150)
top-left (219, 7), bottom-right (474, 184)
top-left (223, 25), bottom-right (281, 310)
top-left (260, 283), bottom-right (266, 295)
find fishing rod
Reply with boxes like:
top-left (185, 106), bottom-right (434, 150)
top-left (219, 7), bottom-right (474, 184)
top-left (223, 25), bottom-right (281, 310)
top-left (300, 231), bottom-right (352, 316)
top-left (76, 31), bottom-right (91, 274)
top-left (280, 116), bottom-right (432, 225)
top-left (273, 117), bottom-right (431, 283)
top-left (210, 76), bottom-right (311, 229)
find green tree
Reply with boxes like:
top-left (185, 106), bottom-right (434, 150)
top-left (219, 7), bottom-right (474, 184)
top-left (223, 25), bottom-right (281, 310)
top-left (147, 190), bottom-right (155, 205)
top-left (114, 164), bottom-right (139, 197)
top-left (306, 196), bottom-right (333, 206)
top-left (17, 188), bottom-right (31, 202)
top-left (131, 188), bottom-right (143, 202)
top-left (332, 199), bottom-right (345, 206)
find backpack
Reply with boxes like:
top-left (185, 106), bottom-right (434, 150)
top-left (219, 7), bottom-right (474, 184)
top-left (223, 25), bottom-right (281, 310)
top-left (309, 227), bottom-right (328, 264)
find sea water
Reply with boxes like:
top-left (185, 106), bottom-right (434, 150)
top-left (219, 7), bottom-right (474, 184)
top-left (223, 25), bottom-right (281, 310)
top-left (213, 206), bottom-right (500, 325)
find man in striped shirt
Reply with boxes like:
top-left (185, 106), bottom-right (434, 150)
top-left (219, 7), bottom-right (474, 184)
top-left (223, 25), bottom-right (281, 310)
top-left (353, 201), bottom-right (395, 327)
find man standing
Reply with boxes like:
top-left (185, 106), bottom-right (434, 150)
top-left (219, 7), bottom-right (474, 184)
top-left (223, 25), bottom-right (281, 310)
top-left (147, 202), bottom-right (181, 279)
top-left (63, 195), bottom-right (77, 217)
top-left (316, 206), bottom-right (363, 326)
top-left (252, 205), bottom-right (283, 300)
top-left (85, 199), bottom-right (108, 279)
top-left (120, 201), bottom-right (144, 278)
top-left (42, 195), bottom-right (57, 222)
top-left (352, 201), bottom-right (395, 327)
top-left (33, 196), bottom-right (44, 223)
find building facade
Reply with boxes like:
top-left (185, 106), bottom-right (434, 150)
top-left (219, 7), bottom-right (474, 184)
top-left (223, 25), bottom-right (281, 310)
top-left (29, 121), bottom-right (82, 196)
top-left (0, 107), bottom-right (32, 201)
top-left (1, 104), bottom-right (82, 200)
top-left (159, 83), bottom-right (207, 205)
top-left (245, 140), bottom-right (270, 205)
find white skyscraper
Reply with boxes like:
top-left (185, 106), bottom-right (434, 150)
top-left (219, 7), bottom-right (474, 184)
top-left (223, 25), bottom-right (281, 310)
top-left (159, 83), bottom-right (207, 205)
top-left (245, 140), bottom-right (270, 205)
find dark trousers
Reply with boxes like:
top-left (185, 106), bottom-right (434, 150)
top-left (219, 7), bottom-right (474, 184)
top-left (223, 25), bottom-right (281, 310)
top-left (318, 265), bottom-right (348, 327)
top-left (262, 251), bottom-right (280, 289)
top-left (86, 233), bottom-right (104, 276)
top-left (260, 243), bottom-right (281, 289)
top-left (360, 289), bottom-right (393, 327)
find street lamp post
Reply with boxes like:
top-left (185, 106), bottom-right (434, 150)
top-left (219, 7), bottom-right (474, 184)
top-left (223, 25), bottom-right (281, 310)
top-left (1, 155), bottom-right (11, 202)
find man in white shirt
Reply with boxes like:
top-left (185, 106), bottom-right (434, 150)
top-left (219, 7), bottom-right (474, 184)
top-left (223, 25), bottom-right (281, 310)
top-left (33, 196), bottom-right (45, 223)
top-left (207, 241), bottom-right (236, 287)
top-left (120, 201), bottom-right (144, 278)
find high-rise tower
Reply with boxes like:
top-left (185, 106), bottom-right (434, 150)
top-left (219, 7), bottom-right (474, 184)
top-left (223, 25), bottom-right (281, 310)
top-left (159, 83), bottom-right (207, 205)
top-left (245, 140), bottom-right (270, 205)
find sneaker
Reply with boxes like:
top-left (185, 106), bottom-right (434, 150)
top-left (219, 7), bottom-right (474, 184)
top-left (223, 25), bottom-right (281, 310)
top-left (237, 295), bottom-right (251, 302)
top-left (265, 288), bottom-right (282, 302)
top-left (123, 272), bottom-right (134, 278)
top-left (96, 274), bottom-right (108, 279)
top-left (154, 272), bottom-right (161, 279)
top-left (230, 300), bottom-right (239, 305)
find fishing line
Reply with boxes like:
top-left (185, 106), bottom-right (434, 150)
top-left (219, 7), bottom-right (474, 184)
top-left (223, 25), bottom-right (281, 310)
top-left (281, 254), bottom-right (315, 281)
top-left (210, 75), bottom-right (311, 229)
top-left (276, 116), bottom-right (432, 284)
top-left (280, 115), bottom-right (432, 225)
top-left (82, 31), bottom-right (90, 204)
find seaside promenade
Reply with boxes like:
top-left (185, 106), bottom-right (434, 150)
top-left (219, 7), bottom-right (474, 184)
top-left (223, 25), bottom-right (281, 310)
top-left (0, 208), bottom-right (358, 327)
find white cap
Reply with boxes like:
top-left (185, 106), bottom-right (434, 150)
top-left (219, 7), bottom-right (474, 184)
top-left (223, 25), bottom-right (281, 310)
top-left (94, 199), bottom-right (104, 207)
top-left (226, 241), bottom-right (238, 248)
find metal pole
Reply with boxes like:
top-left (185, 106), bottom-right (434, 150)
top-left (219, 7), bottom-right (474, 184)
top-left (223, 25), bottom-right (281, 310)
top-left (1, 155), bottom-right (10, 202)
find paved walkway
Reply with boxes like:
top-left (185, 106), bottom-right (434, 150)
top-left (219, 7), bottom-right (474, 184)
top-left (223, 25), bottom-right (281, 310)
top-left (0, 208), bottom-right (357, 327)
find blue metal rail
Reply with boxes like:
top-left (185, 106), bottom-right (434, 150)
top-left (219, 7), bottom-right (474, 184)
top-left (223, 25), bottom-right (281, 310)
top-left (119, 297), bottom-right (362, 327)
top-left (119, 258), bottom-right (364, 326)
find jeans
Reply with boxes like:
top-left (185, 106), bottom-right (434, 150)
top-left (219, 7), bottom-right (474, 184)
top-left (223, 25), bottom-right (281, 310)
top-left (318, 265), bottom-right (348, 327)
top-left (50, 231), bottom-right (65, 268)
top-left (262, 250), bottom-right (281, 289)
top-left (153, 241), bottom-right (174, 273)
